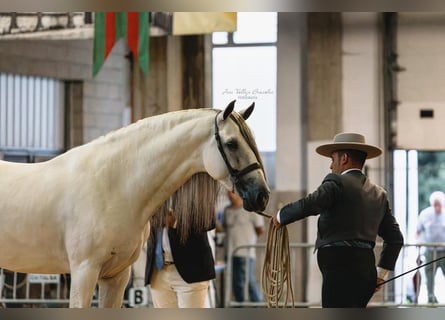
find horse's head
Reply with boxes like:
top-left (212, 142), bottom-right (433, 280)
top-left (203, 100), bottom-right (270, 212)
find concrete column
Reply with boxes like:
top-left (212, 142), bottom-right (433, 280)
top-left (276, 13), bottom-right (306, 194)
top-left (167, 36), bottom-right (183, 112)
top-left (305, 13), bottom-right (343, 303)
top-left (342, 13), bottom-right (384, 185)
top-left (275, 12), bottom-right (308, 302)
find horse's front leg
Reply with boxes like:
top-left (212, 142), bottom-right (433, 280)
top-left (97, 266), bottom-right (132, 308)
top-left (69, 263), bottom-right (101, 308)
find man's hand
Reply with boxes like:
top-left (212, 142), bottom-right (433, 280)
top-left (165, 208), bottom-right (177, 228)
top-left (375, 267), bottom-right (389, 293)
top-left (272, 214), bottom-right (282, 229)
top-left (375, 277), bottom-right (385, 293)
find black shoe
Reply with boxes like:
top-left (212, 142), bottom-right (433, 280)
top-left (428, 296), bottom-right (438, 304)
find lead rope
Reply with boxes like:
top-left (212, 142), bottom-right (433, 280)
top-left (256, 211), bottom-right (295, 308)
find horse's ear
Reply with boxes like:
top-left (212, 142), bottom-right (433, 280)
top-left (222, 100), bottom-right (236, 120)
top-left (239, 102), bottom-right (255, 120)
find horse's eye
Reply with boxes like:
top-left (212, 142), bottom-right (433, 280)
top-left (226, 140), bottom-right (238, 151)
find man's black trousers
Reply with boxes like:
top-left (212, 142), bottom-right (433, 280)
top-left (317, 246), bottom-right (377, 308)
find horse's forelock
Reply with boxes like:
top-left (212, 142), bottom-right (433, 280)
top-left (229, 112), bottom-right (265, 172)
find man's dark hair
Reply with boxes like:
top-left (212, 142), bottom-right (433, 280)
top-left (338, 149), bottom-right (367, 167)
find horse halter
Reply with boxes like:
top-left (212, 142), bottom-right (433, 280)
top-left (214, 111), bottom-right (262, 188)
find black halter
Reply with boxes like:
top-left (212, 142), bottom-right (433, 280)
top-left (214, 111), bottom-right (262, 187)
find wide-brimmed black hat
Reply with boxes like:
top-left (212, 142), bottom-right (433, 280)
top-left (315, 132), bottom-right (382, 159)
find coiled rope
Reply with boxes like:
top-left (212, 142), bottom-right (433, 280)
top-left (256, 211), bottom-right (295, 308)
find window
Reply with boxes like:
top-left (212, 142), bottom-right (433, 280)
top-left (0, 72), bottom-right (65, 161)
top-left (212, 12), bottom-right (277, 153)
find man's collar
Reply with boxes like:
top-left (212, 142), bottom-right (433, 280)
top-left (341, 168), bottom-right (362, 175)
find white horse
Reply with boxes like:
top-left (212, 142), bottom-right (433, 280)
top-left (0, 100), bottom-right (269, 308)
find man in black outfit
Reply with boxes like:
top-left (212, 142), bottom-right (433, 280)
top-left (273, 132), bottom-right (404, 308)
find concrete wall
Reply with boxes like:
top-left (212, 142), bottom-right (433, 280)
top-left (0, 34), bottom-right (209, 147)
top-left (342, 13), bottom-right (385, 184)
top-left (132, 34), bottom-right (209, 123)
top-left (0, 38), bottom-right (130, 146)
top-left (307, 13), bottom-right (343, 141)
top-left (397, 13), bottom-right (445, 150)
top-left (274, 12), bottom-right (386, 303)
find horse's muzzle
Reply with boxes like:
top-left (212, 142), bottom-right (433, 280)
top-left (241, 187), bottom-right (270, 212)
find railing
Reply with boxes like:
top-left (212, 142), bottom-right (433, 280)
top-left (375, 243), bottom-right (445, 307)
top-left (0, 12), bottom-right (92, 36)
top-left (223, 242), bottom-right (445, 308)
top-left (224, 242), bottom-right (317, 308)
top-left (1, 242), bottom-right (445, 308)
top-left (0, 12), bottom-right (173, 39)
top-left (0, 271), bottom-right (131, 308)
top-left (0, 271), bottom-right (70, 308)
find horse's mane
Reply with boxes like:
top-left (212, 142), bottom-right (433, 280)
top-left (89, 108), bottom-right (217, 147)
top-left (150, 172), bottom-right (220, 244)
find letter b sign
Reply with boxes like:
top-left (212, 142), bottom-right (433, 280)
top-left (128, 287), bottom-right (149, 307)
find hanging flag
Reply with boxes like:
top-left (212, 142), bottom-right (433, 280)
top-left (127, 12), bottom-right (149, 76)
top-left (92, 12), bottom-right (126, 77)
top-left (93, 12), bottom-right (149, 77)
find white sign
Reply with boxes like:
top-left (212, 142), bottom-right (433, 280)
top-left (28, 274), bottom-right (60, 284)
top-left (128, 287), bottom-right (149, 307)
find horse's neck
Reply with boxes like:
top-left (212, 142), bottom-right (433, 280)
top-left (82, 109), bottom-right (214, 224)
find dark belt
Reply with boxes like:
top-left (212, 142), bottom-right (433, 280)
top-left (320, 240), bottom-right (374, 249)
top-left (164, 261), bottom-right (174, 266)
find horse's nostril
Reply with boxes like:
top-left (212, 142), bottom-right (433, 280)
top-left (257, 190), bottom-right (269, 206)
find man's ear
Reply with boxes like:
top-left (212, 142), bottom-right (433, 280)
top-left (341, 152), bottom-right (349, 164)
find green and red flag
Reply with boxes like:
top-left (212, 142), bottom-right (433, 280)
top-left (126, 12), bottom-right (149, 75)
top-left (93, 12), bottom-right (149, 77)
